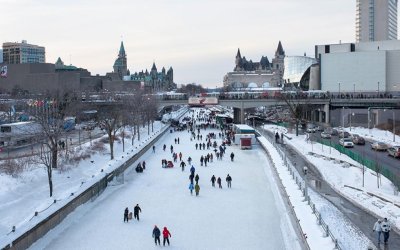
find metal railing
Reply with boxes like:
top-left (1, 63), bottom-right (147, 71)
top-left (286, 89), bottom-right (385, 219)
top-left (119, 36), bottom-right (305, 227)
top-left (260, 130), bottom-right (342, 250)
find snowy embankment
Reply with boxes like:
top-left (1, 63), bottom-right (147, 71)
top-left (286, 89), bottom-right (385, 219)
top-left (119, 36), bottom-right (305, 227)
top-left (257, 136), bottom-right (336, 249)
top-left (266, 125), bottom-right (400, 234)
top-left (345, 126), bottom-right (400, 147)
top-left (258, 134), bottom-right (374, 250)
top-left (0, 108), bottom-right (188, 248)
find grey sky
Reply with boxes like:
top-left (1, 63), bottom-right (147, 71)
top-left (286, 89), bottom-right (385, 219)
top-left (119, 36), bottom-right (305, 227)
top-left (1, 0), bottom-right (361, 87)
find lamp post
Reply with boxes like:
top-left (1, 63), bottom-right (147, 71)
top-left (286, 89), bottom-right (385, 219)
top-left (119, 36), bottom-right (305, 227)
top-left (342, 107), bottom-right (345, 128)
top-left (393, 110), bottom-right (396, 142)
top-left (338, 82), bottom-right (341, 98)
top-left (350, 112), bottom-right (355, 131)
top-left (378, 82), bottom-right (380, 97)
top-left (353, 84), bottom-right (355, 97)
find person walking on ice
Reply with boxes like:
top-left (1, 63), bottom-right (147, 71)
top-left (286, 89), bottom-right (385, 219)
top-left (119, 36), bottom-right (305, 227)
top-left (189, 182), bottom-right (194, 195)
top-left (381, 218), bottom-right (391, 245)
top-left (133, 204), bottom-right (142, 221)
top-left (230, 152), bottom-right (234, 161)
top-left (226, 174), bottom-right (232, 188)
top-left (152, 145), bottom-right (155, 153)
top-left (217, 177), bottom-right (222, 189)
top-left (211, 175), bottom-right (216, 187)
top-left (275, 132), bottom-right (280, 143)
top-left (180, 161), bottom-right (186, 171)
top-left (152, 225), bottom-right (161, 246)
top-left (195, 174), bottom-right (200, 185)
top-left (195, 183), bottom-right (200, 196)
top-left (124, 207), bottom-right (129, 223)
top-left (162, 227), bottom-right (172, 246)
top-left (373, 219), bottom-right (382, 245)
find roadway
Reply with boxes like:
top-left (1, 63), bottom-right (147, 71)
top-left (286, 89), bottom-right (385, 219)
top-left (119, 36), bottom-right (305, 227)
top-left (0, 127), bottom-right (105, 160)
top-left (309, 131), bottom-right (400, 187)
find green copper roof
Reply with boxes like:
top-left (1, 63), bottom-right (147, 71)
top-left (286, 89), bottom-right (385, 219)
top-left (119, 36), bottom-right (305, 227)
top-left (119, 41), bottom-right (126, 57)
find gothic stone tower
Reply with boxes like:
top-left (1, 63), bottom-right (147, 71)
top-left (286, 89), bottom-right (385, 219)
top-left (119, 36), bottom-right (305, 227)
top-left (272, 41), bottom-right (285, 86)
top-left (113, 41), bottom-right (128, 80)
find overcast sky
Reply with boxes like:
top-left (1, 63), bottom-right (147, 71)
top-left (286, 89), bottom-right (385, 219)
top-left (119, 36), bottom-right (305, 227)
top-left (1, 0), bottom-right (360, 87)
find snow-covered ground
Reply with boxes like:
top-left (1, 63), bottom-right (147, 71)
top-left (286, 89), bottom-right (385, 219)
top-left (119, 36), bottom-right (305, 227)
top-left (0, 109), bottom-right (186, 247)
top-left (2, 106), bottom-right (385, 250)
top-left (265, 125), bottom-right (400, 234)
top-left (27, 110), bottom-right (294, 250)
top-left (345, 126), bottom-right (400, 146)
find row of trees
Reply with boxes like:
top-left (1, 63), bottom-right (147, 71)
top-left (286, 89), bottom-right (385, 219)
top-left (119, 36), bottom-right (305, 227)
top-left (2, 90), bottom-right (158, 197)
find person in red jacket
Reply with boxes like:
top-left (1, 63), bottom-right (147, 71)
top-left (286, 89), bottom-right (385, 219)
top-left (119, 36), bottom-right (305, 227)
top-left (162, 226), bottom-right (172, 246)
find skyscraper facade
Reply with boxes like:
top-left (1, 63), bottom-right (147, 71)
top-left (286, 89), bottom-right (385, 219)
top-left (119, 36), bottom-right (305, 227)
top-left (356, 0), bottom-right (398, 42)
top-left (2, 40), bottom-right (45, 64)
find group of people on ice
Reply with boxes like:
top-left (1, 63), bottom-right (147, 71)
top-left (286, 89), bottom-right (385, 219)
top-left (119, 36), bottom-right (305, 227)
top-left (127, 108), bottom-right (239, 246)
top-left (123, 204), bottom-right (142, 223)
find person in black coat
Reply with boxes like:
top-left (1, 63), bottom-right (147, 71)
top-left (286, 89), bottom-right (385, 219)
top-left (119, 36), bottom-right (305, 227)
top-left (134, 204), bottom-right (142, 221)
top-left (124, 207), bottom-right (129, 223)
top-left (226, 174), bottom-right (232, 188)
top-left (211, 175), bottom-right (216, 187)
top-left (217, 177), bottom-right (222, 189)
top-left (195, 174), bottom-right (200, 184)
top-left (230, 152), bottom-right (234, 161)
top-left (152, 225), bottom-right (161, 245)
top-left (189, 173), bottom-right (194, 184)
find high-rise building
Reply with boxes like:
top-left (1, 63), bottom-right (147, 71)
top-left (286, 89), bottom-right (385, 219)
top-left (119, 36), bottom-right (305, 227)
top-left (0, 49), bottom-right (3, 63)
top-left (2, 40), bottom-right (45, 64)
top-left (356, 0), bottom-right (398, 42)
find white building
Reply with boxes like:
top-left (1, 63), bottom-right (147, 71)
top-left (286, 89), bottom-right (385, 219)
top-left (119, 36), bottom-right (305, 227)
top-left (356, 0), bottom-right (398, 42)
top-left (315, 40), bottom-right (400, 93)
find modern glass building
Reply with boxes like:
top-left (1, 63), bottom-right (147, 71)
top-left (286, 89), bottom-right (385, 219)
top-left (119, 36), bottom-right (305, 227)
top-left (283, 56), bottom-right (318, 90)
top-left (2, 40), bottom-right (45, 64)
top-left (356, 0), bottom-right (398, 42)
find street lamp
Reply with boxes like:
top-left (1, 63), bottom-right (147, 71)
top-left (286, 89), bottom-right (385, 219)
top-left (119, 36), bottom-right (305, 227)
top-left (350, 112), bottom-right (355, 131)
top-left (378, 82), bottom-right (380, 97)
top-left (338, 82), bottom-right (341, 98)
top-left (353, 83), bottom-right (355, 97)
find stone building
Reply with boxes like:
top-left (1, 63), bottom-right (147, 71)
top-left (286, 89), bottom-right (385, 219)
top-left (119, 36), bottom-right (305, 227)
top-left (127, 62), bottom-right (175, 92)
top-left (223, 41), bottom-right (285, 89)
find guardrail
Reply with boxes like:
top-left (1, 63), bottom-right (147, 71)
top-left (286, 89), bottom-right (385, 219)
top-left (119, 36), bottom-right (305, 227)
top-left (260, 129), bottom-right (342, 250)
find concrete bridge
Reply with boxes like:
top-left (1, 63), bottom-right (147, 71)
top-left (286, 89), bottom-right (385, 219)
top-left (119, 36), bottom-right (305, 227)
top-left (81, 95), bottom-right (400, 125)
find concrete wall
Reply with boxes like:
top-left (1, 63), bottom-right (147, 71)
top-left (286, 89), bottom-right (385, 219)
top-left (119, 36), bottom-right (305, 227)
top-left (102, 80), bottom-right (141, 92)
top-left (321, 51), bottom-right (386, 92)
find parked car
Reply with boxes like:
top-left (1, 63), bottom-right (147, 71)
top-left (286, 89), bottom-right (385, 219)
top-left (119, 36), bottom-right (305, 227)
top-left (387, 146), bottom-right (400, 158)
top-left (371, 142), bottom-right (389, 151)
top-left (306, 124), bottom-right (317, 133)
top-left (315, 125), bottom-right (324, 132)
top-left (352, 134), bottom-right (365, 145)
top-left (339, 138), bottom-right (354, 148)
top-left (320, 131), bottom-right (331, 139)
top-left (339, 131), bottom-right (350, 138)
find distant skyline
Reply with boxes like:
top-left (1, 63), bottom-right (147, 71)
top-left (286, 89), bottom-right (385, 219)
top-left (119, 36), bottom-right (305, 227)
top-left (0, 0), bottom-right (387, 87)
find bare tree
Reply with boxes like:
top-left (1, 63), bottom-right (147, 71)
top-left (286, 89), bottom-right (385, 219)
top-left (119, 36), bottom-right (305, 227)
top-left (279, 91), bottom-right (312, 136)
top-left (97, 93), bottom-right (125, 160)
top-left (26, 91), bottom-right (78, 197)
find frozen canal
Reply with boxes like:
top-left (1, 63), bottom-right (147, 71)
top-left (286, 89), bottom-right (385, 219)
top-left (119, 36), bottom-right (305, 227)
top-left (29, 119), bottom-right (294, 249)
